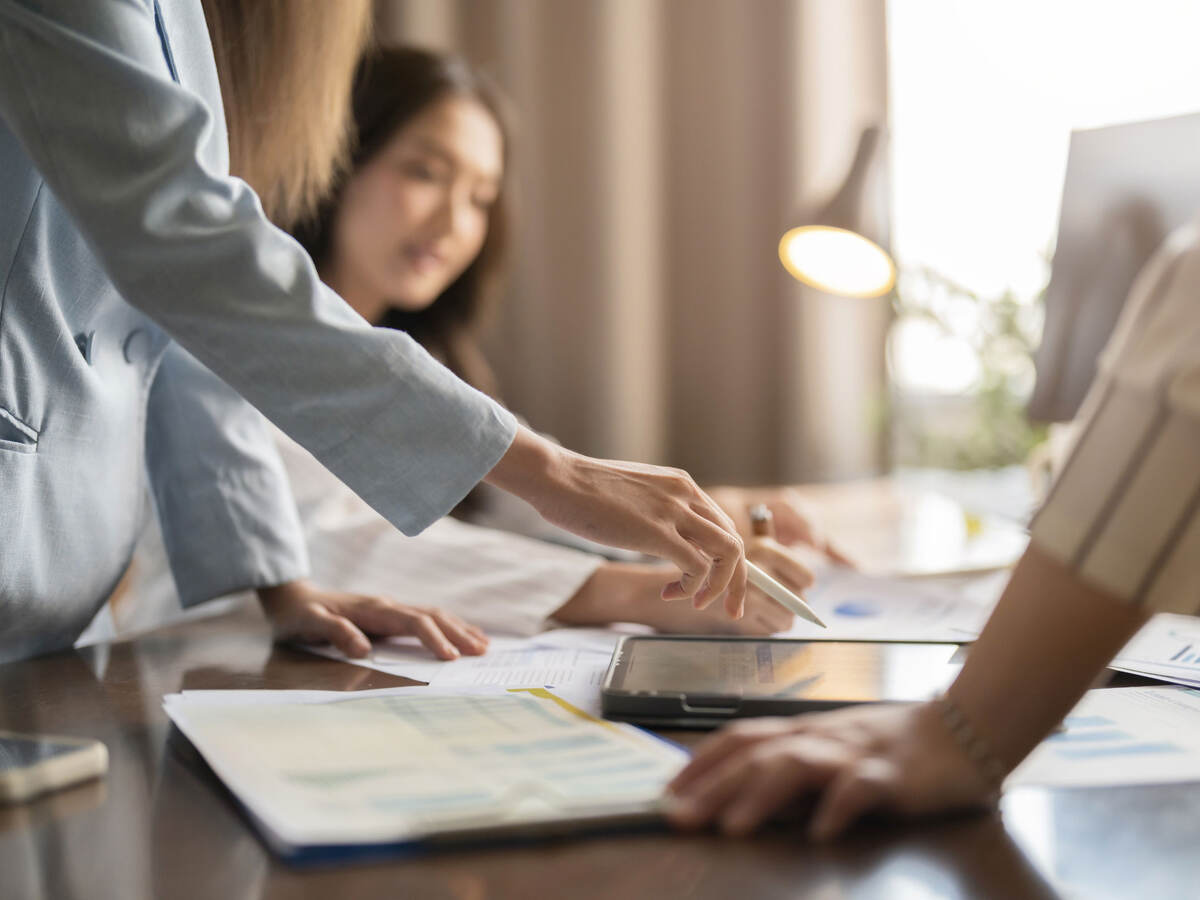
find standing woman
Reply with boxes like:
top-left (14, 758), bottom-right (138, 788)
top-left (0, 0), bottom-right (747, 663)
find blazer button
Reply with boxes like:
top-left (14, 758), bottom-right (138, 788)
top-left (122, 328), bottom-right (150, 364)
top-left (74, 331), bottom-right (95, 364)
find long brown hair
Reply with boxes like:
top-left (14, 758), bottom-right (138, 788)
top-left (291, 46), bottom-right (514, 399)
top-left (201, 0), bottom-right (373, 227)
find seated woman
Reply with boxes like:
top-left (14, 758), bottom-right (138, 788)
top-left (114, 44), bottom-right (838, 652)
top-left (285, 45), bottom-right (850, 631)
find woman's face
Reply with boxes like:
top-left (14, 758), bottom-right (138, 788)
top-left (330, 93), bottom-right (503, 320)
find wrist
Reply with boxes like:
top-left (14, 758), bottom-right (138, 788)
top-left (256, 579), bottom-right (310, 610)
top-left (483, 426), bottom-right (564, 508)
top-left (932, 693), bottom-right (1009, 794)
top-left (256, 580), bottom-right (298, 601)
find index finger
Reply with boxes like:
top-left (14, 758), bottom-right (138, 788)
top-left (677, 514), bottom-right (746, 614)
top-left (691, 495), bottom-right (750, 616)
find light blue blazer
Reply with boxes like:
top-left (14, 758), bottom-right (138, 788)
top-left (0, 0), bottom-right (516, 661)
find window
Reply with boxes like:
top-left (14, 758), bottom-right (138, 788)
top-left (887, 0), bottom-right (1200, 396)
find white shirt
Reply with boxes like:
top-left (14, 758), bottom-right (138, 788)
top-left (276, 432), bottom-right (603, 637)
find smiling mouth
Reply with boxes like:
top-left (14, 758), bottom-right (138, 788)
top-left (404, 246), bottom-right (446, 274)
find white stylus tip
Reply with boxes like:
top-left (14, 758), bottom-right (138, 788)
top-left (746, 561), bottom-right (827, 628)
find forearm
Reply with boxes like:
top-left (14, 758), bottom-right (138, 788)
top-left (947, 542), bottom-right (1150, 771)
top-left (551, 563), bottom-right (669, 627)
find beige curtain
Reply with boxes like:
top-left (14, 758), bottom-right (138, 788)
top-left (375, 0), bottom-right (890, 483)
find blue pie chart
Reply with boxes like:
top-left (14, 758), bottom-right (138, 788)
top-left (834, 599), bottom-right (881, 618)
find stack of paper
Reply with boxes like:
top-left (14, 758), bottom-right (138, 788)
top-left (1010, 686), bottom-right (1200, 788)
top-left (305, 628), bottom-right (625, 716)
top-left (164, 686), bottom-right (688, 858)
top-left (1109, 614), bottom-right (1200, 688)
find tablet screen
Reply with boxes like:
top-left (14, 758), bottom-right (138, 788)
top-left (608, 638), bottom-right (963, 703)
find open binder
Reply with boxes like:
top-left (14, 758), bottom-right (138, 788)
top-left (163, 686), bottom-right (688, 862)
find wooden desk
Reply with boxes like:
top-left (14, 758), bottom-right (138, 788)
top-left (2, 603), bottom-right (1197, 899)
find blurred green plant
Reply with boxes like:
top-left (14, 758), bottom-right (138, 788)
top-left (887, 265), bottom-right (1049, 470)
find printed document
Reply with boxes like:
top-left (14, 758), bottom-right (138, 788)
top-left (1009, 686), bottom-right (1200, 788)
top-left (164, 687), bottom-right (687, 854)
top-left (1109, 614), bottom-right (1200, 688)
top-left (784, 568), bottom-right (1001, 642)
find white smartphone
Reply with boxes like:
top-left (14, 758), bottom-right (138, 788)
top-left (0, 730), bottom-right (108, 804)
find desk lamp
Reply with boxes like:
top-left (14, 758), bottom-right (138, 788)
top-left (779, 125), bottom-right (896, 298)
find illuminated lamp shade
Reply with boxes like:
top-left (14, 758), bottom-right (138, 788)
top-left (779, 226), bottom-right (895, 298)
top-left (780, 125), bottom-right (896, 299)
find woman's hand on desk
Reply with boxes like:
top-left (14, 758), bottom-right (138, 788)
top-left (257, 580), bottom-right (489, 660)
top-left (665, 702), bottom-right (995, 839)
top-left (485, 427), bottom-right (748, 617)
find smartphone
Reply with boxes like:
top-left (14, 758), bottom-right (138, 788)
top-left (0, 731), bottom-right (108, 804)
top-left (602, 635), bottom-right (965, 728)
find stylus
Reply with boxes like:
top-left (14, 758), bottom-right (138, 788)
top-left (746, 561), bottom-right (827, 628)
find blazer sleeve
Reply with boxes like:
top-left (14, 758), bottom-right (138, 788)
top-left (0, 0), bottom-right (516, 535)
top-left (145, 342), bottom-right (310, 607)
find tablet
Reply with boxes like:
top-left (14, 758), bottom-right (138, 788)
top-left (601, 636), bottom-right (965, 728)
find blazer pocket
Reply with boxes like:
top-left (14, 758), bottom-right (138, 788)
top-left (0, 406), bottom-right (38, 453)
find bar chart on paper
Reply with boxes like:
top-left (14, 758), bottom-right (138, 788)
top-left (1009, 687), bottom-right (1200, 788)
top-left (1111, 614), bottom-right (1200, 687)
top-left (1170, 643), bottom-right (1199, 665)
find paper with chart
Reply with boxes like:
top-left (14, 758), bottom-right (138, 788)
top-left (784, 568), bottom-right (1001, 642)
top-left (1109, 614), bottom-right (1200, 688)
top-left (1008, 686), bottom-right (1200, 788)
top-left (163, 687), bottom-right (687, 851)
top-left (303, 630), bottom-right (621, 715)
